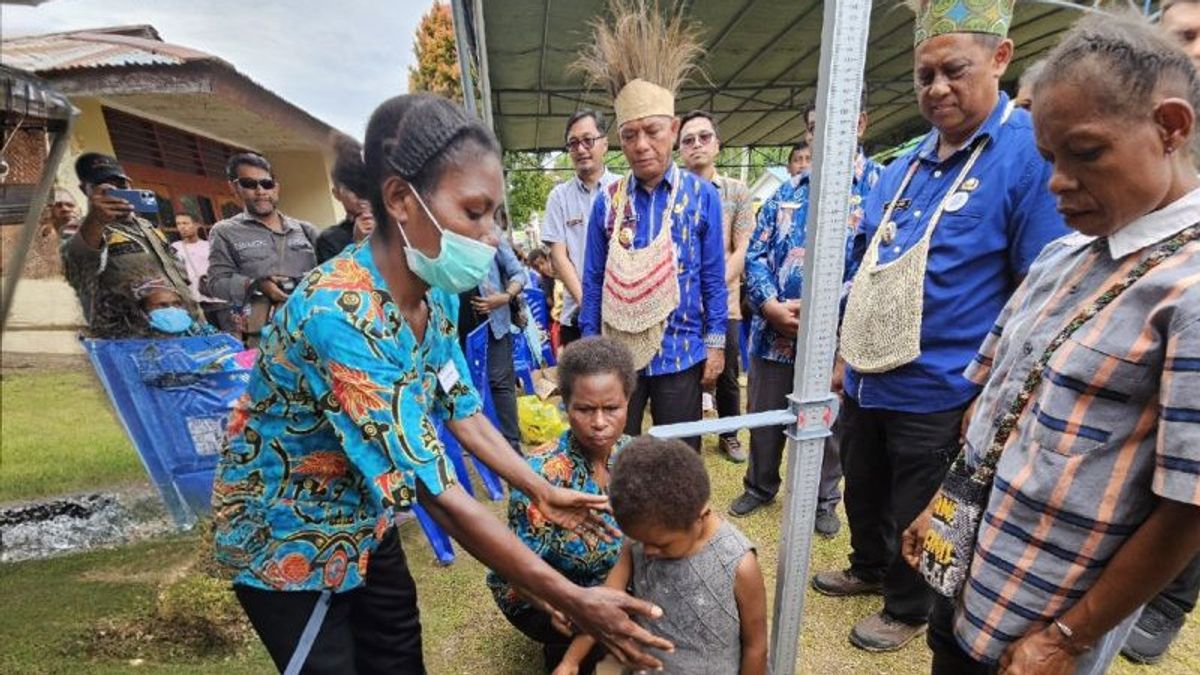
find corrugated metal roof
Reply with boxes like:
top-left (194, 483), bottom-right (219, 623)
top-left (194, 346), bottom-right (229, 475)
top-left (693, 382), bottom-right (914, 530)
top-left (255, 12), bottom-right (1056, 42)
top-left (0, 24), bottom-right (342, 148)
top-left (0, 25), bottom-right (226, 73)
top-left (463, 0), bottom-right (1155, 152)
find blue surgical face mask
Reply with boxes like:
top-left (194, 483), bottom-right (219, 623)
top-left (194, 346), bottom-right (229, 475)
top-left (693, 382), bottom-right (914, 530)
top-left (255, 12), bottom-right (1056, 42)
top-left (396, 189), bottom-right (497, 293)
top-left (148, 306), bottom-right (194, 334)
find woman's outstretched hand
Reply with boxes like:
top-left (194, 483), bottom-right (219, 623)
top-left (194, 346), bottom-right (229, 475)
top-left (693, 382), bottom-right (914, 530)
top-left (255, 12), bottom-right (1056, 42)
top-left (537, 487), bottom-right (621, 543)
top-left (567, 586), bottom-right (673, 670)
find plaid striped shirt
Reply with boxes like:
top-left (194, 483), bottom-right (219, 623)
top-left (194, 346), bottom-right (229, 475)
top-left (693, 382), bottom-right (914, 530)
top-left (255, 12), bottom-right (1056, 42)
top-left (953, 190), bottom-right (1200, 663)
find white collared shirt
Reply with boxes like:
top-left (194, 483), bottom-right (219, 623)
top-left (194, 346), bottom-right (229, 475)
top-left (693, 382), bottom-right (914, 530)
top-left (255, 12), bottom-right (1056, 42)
top-left (1108, 186), bottom-right (1200, 259)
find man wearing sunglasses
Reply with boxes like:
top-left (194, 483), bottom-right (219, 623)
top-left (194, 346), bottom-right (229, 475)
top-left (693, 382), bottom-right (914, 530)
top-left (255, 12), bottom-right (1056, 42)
top-left (205, 152), bottom-right (319, 346)
top-left (676, 110), bottom-right (753, 463)
top-left (61, 152), bottom-right (201, 337)
top-left (541, 110), bottom-right (618, 347)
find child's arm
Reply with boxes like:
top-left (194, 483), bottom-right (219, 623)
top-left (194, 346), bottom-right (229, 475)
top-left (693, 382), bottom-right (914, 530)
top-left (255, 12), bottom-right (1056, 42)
top-left (734, 550), bottom-right (769, 675)
top-left (554, 545), bottom-right (637, 674)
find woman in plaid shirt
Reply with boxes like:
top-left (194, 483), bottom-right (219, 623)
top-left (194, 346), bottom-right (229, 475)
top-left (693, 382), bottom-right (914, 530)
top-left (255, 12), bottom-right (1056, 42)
top-left (904, 12), bottom-right (1200, 675)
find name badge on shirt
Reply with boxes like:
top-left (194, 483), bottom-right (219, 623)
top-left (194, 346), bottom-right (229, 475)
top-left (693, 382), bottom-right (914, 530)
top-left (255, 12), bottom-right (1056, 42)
top-left (566, 217), bottom-right (584, 228)
top-left (437, 361), bottom-right (461, 393)
top-left (944, 191), bottom-right (970, 213)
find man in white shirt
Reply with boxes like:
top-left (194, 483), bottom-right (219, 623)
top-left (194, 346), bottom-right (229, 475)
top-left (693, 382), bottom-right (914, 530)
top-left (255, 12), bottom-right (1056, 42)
top-left (541, 110), bottom-right (618, 346)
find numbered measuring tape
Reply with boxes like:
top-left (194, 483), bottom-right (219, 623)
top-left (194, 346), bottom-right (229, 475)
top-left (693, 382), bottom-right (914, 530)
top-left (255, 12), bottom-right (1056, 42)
top-left (771, 1), bottom-right (874, 674)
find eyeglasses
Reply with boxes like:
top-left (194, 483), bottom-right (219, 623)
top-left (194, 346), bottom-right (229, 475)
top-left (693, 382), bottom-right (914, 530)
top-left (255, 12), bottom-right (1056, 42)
top-left (565, 135), bottom-right (604, 152)
top-left (236, 177), bottom-right (277, 191)
top-left (680, 130), bottom-right (716, 148)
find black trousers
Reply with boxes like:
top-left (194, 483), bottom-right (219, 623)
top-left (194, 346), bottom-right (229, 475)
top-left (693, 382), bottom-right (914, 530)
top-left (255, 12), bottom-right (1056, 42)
top-left (743, 358), bottom-right (843, 510)
top-left (505, 604), bottom-right (605, 674)
top-left (559, 323), bottom-right (582, 348)
top-left (235, 529), bottom-right (424, 674)
top-left (487, 331), bottom-right (521, 452)
top-left (928, 595), bottom-right (995, 675)
top-left (715, 319), bottom-right (742, 441)
top-left (840, 396), bottom-right (963, 624)
top-left (625, 363), bottom-right (704, 450)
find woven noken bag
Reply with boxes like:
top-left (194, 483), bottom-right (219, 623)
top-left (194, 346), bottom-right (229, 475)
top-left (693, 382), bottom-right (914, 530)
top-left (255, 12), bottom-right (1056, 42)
top-left (600, 178), bottom-right (680, 370)
top-left (841, 138), bottom-right (989, 373)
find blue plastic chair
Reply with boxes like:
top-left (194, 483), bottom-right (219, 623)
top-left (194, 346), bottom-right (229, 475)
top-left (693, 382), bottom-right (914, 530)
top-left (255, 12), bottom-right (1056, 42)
top-left (437, 413), bottom-right (504, 501)
top-left (461, 323), bottom-right (511, 500)
top-left (522, 286), bottom-right (556, 367)
top-left (511, 331), bottom-right (537, 394)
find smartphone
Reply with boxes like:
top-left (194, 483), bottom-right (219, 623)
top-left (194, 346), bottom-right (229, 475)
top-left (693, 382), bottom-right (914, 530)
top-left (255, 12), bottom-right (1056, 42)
top-left (107, 188), bottom-right (159, 214)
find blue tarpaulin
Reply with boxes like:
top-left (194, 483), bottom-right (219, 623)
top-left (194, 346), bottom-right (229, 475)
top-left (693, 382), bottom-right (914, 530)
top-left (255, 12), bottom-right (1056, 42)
top-left (83, 334), bottom-right (249, 528)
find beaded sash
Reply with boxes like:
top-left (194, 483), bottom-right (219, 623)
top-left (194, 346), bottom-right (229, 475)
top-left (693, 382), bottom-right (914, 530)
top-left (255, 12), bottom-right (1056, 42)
top-left (919, 222), bottom-right (1200, 598)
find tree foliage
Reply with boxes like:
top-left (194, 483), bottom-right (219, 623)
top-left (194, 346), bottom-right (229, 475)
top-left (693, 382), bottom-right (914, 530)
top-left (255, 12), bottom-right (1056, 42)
top-left (505, 152), bottom-right (564, 230)
top-left (408, 2), bottom-right (462, 102)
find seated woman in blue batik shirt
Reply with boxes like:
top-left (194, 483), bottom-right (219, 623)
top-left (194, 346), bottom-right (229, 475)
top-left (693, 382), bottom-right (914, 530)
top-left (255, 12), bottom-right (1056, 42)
top-left (489, 336), bottom-right (637, 674)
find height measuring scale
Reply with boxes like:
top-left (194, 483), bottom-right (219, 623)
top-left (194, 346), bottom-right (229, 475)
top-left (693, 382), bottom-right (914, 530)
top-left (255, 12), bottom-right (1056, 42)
top-left (648, 1), bottom-right (874, 672)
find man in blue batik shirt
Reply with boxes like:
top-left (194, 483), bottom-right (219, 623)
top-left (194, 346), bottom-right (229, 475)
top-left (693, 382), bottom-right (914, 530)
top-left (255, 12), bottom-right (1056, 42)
top-left (809, 0), bottom-right (1069, 654)
top-left (580, 90), bottom-right (727, 452)
top-left (730, 95), bottom-right (881, 545)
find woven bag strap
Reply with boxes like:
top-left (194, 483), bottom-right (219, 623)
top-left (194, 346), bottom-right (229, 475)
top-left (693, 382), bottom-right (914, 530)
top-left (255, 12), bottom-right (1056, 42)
top-left (973, 223), bottom-right (1200, 481)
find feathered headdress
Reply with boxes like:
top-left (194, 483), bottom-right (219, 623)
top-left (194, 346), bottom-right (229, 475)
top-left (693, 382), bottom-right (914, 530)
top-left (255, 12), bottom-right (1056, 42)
top-left (571, 0), bottom-right (705, 127)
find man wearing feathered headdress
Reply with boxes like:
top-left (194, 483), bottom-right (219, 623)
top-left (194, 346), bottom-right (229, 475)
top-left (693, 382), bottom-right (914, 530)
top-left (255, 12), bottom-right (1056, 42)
top-left (810, 0), bottom-right (1068, 657)
top-left (575, 0), bottom-right (727, 452)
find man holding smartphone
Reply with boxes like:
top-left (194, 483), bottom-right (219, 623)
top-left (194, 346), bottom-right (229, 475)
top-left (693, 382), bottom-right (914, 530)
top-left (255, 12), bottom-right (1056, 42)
top-left (61, 152), bottom-right (201, 338)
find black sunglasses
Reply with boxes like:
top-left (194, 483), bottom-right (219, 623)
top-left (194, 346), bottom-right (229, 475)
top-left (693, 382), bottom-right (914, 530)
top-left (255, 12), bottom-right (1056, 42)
top-left (236, 177), bottom-right (277, 190)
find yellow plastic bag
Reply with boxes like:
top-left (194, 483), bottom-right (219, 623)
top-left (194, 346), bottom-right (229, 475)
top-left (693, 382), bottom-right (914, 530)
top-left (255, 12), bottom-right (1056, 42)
top-left (517, 395), bottom-right (568, 445)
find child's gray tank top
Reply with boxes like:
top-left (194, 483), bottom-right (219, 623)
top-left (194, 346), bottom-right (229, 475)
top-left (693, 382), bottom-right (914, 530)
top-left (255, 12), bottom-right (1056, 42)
top-left (629, 519), bottom-right (755, 674)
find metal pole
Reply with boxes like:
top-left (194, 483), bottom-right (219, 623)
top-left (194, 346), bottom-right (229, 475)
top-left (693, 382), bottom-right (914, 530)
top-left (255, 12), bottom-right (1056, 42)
top-left (649, 4), bottom-right (872, 670)
top-left (449, 0), bottom-right (479, 119)
top-left (471, 0), bottom-right (496, 131)
top-left (769, 1), bottom-right (872, 672)
top-left (0, 110), bottom-right (77, 335)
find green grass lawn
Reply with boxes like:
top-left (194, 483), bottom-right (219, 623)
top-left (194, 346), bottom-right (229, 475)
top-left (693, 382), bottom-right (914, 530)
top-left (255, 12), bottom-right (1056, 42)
top-left (1, 367), bottom-right (1197, 673)
top-left (0, 367), bottom-right (144, 503)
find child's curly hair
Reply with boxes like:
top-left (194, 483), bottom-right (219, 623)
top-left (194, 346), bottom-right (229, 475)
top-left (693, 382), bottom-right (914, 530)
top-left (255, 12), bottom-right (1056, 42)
top-left (610, 435), bottom-right (710, 531)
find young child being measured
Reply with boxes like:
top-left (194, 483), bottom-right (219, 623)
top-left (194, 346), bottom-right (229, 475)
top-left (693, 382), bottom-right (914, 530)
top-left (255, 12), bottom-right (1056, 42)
top-left (555, 436), bottom-right (769, 675)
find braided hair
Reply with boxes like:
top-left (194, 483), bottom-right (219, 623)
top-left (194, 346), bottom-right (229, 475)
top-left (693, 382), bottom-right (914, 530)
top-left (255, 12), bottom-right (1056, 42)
top-left (353, 94), bottom-right (501, 237)
top-left (1034, 10), bottom-right (1200, 123)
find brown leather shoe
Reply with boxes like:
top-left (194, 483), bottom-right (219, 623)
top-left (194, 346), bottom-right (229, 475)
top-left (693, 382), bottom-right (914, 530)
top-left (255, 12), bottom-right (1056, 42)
top-left (849, 611), bottom-right (927, 652)
top-left (810, 568), bottom-right (883, 597)
top-left (719, 436), bottom-right (748, 462)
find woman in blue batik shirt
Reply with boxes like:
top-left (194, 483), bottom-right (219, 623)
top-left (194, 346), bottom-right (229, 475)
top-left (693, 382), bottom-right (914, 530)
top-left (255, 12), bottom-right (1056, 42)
top-left (488, 336), bottom-right (637, 674)
top-left (211, 94), bottom-right (670, 675)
